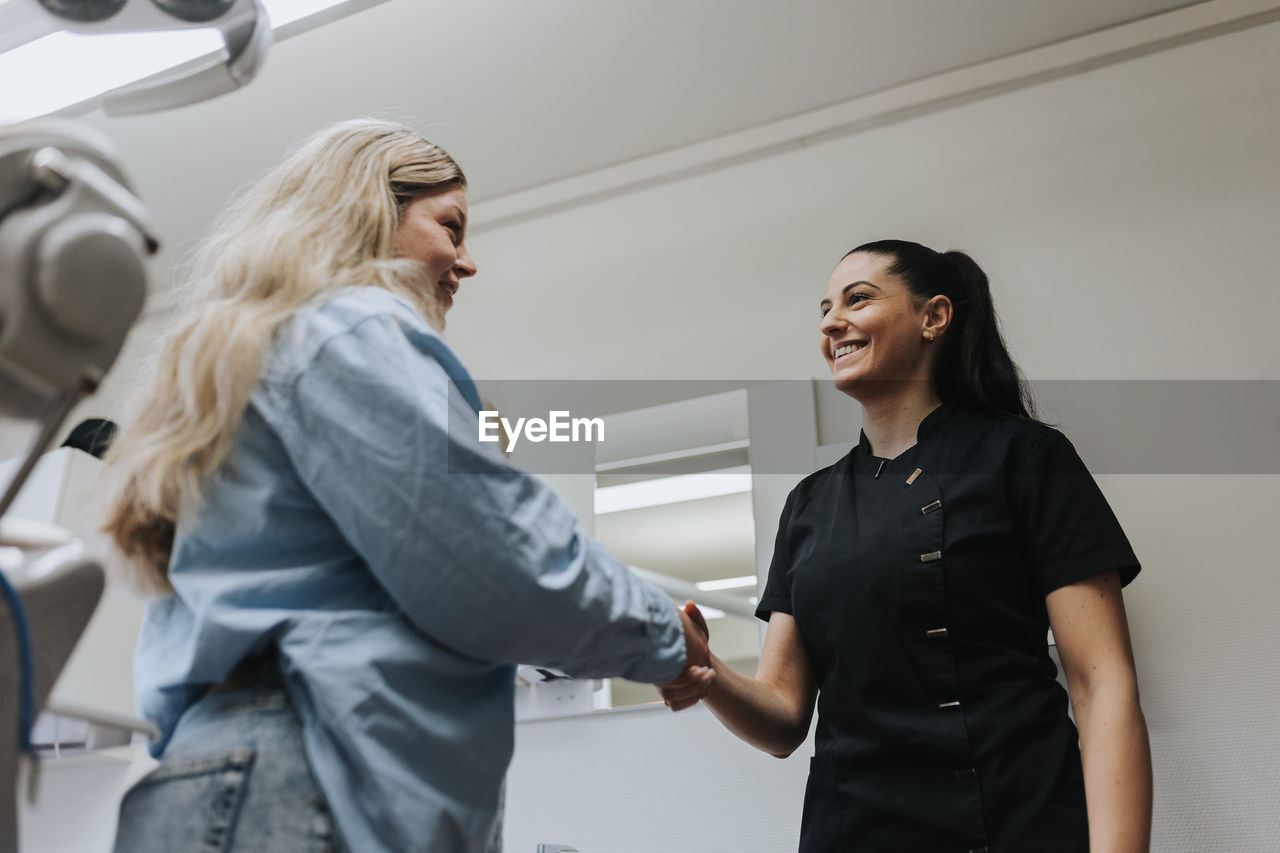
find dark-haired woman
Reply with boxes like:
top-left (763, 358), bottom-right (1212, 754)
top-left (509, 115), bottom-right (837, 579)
top-left (661, 241), bottom-right (1152, 851)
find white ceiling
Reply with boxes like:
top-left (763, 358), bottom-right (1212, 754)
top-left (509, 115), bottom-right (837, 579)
top-left (60, 0), bottom-right (1203, 277)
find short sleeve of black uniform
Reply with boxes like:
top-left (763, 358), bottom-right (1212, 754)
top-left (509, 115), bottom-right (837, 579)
top-left (1012, 428), bottom-right (1141, 595)
top-left (755, 489), bottom-right (798, 622)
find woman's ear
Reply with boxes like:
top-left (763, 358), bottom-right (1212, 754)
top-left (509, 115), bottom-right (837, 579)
top-left (923, 294), bottom-right (953, 341)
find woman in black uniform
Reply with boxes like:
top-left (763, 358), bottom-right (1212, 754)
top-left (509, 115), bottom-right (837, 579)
top-left (662, 240), bottom-right (1152, 851)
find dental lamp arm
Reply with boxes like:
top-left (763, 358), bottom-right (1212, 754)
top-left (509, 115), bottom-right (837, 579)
top-left (26, 0), bottom-right (272, 116)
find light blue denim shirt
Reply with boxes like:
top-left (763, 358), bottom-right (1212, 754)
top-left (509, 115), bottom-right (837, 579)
top-left (134, 287), bottom-right (686, 853)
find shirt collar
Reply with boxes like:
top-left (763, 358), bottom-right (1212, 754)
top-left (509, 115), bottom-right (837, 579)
top-left (856, 402), bottom-right (955, 456)
top-left (916, 401), bottom-right (955, 440)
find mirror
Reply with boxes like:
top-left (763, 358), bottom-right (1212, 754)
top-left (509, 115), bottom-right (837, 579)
top-left (591, 389), bottom-right (760, 709)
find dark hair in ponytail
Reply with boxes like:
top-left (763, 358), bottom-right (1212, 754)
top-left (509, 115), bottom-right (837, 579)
top-left (845, 239), bottom-right (1038, 421)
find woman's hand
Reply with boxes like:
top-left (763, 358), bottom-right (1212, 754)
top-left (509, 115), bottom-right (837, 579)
top-left (658, 601), bottom-right (715, 711)
top-left (662, 610), bottom-right (818, 757)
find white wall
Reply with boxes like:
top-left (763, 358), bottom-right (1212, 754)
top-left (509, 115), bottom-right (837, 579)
top-left (451, 25), bottom-right (1280, 386)
top-left (482, 21), bottom-right (1280, 853)
top-left (18, 750), bottom-right (156, 853)
top-left (506, 706), bottom-right (811, 853)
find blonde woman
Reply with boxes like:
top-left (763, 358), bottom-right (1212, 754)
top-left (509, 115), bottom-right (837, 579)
top-left (102, 120), bottom-right (711, 853)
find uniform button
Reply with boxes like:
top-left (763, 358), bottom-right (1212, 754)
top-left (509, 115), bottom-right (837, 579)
top-left (926, 627), bottom-right (949, 640)
top-left (938, 700), bottom-right (961, 710)
top-left (920, 550), bottom-right (942, 562)
top-left (921, 499), bottom-right (942, 515)
top-left (906, 467), bottom-right (923, 485)
top-left (955, 767), bottom-right (978, 780)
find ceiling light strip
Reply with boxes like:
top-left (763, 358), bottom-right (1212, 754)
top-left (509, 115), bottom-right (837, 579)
top-left (594, 439), bottom-right (750, 473)
top-left (594, 465), bottom-right (751, 515)
top-left (695, 575), bottom-right (758, 592)
top-left (627, 565), bottom-right (757, 620)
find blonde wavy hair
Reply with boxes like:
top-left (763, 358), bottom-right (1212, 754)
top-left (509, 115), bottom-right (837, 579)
top-left (99, 119), bottom-right (466, 595)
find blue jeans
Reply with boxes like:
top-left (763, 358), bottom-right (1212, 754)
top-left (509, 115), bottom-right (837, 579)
top-left (113, 682), bottom-right (338, 853)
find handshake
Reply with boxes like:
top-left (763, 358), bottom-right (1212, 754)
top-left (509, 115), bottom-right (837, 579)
top-left (659, 601), bottom-right (716, 711)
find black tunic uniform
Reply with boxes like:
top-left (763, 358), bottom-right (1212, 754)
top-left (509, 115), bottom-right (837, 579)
top-left (756, 404), bottom-right (1140, 852)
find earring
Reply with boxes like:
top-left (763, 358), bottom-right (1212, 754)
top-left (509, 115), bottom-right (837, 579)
top-left (924, 332), bottom-right (935, 341)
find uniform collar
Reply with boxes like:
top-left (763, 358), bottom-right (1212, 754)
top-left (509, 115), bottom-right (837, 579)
top-left (916, 402), bottom-right (956, 440)
top-left (857, 402), bottom-right (955, 456)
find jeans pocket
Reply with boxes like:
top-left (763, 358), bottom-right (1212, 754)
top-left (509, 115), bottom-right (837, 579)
top-left (113, 748), bottom-right (256, 853)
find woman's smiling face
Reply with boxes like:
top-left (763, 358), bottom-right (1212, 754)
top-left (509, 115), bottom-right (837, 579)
top-left (393, 186), bottom-right (477, 314)
top-left (819, 251), bottom-right (938, 400)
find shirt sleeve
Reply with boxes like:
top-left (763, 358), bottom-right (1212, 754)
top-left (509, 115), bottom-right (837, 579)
top-left (755, 488), bottom-right (798, 622)
top-left (1011, 427), bottom-right (1141, 596)
top-left (269, 307), bottom-right (685, 684)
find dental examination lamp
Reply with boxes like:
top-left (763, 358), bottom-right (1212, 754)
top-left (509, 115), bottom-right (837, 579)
top-left (0, 120), bottom-right (153, 847)
top-left (0, 120), bottom-right (153, 518)
top-left (0, 3), bottom-right (269, 846)
top-left (27, 0), bottom-right (272, 115)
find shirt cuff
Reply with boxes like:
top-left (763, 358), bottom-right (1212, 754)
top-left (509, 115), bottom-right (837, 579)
top-left (638, 585), bottom-right (686, 684)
